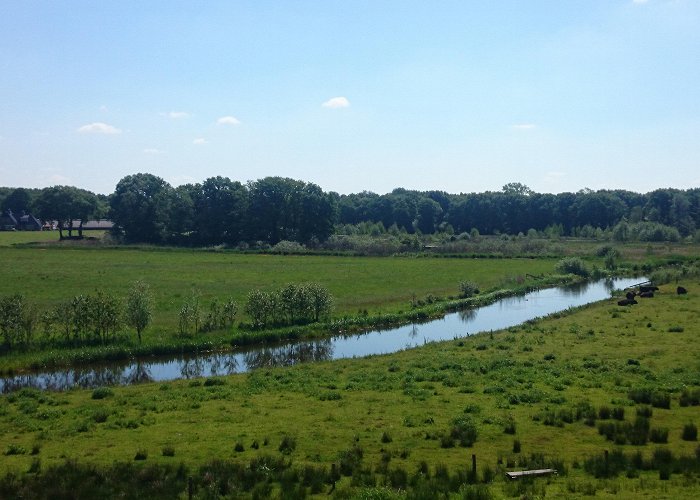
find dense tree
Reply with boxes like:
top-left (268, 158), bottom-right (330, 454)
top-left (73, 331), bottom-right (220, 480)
top-left (190, 176), bottom-right (248, 245)
top-left (34, 186), bottom-right (98, 238)
top-left (1, 188), bottom-right (33, 215)
top-left (247, 177), bottom-right (336, 244)
top-left (110, 173), bottom-right (173, 243)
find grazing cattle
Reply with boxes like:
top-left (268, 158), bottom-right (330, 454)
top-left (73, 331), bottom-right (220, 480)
top-left (617, 298), bottom-right (638, 306)
top-left (677, 286), bottom-right (688, 295)
top-left (639, 285), bottom-right (659, 293)
top-left (639, 291), bottom-right (654, 298)
top-left (626, 291), bottom-right (637, 300)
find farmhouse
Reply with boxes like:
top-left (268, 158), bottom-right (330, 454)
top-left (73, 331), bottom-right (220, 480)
top-left (0, 210), bottom-right (42, 231)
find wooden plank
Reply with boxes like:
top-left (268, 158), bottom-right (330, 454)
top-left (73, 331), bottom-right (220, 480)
top-left (505, 468), bottom-right (557, 480)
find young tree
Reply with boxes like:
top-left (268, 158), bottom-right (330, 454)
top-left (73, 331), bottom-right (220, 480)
top-left (126, 281), bottom-right (152, 344)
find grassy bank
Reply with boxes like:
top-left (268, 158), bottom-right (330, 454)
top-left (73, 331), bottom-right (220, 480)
top-left (1, 282), bottom-right (699, 497)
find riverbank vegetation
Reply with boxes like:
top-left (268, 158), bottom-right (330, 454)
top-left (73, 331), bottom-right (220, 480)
top-left (1, 282), bottom-right (699, 497)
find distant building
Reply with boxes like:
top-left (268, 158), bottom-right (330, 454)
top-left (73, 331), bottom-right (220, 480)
top-left (72, 219), bottom-right (115, 230)
top-left (17, 213), bottom-right (42, 231)
top-left (0, 210), bottom-right (18, 231)
top-left (0, 210), bottom-right (42, 231)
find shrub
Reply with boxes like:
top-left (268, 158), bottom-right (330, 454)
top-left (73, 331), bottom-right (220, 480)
top-left (234, 442), bottom-right (245, 452)
top-left (650, 428), bottom-right (668, 444)
top-left (4, 444), bottom-right (26, 456)
top-left (555, 257), bottom-right (590, 277)
top-left (680, 388), bottom-right (700, 407)
top-left (611, 407), bottom-right (625, 421)
top-left (92, 408), bottom-right (110, 423)
top-left (91, 387), bottom-right (114, 400)
top-left (380, 431), bottom-right (392, 444)
top-left (513, 439), bottom-right (521, 454)
top-left (450, 416), bottom-right (478, 447)
top-left (338, 444), bottom-right (364, 476)
top-left (161, 446), bottom-right (175, 457)
top-left (682, 423), bottom-right (698, 441)
top-left (636, 406), bottom-right (653, 418)
top-left (458, 281), bottom-right (479, 298)
top-left (279, 435), bottom-right (296, 455)
top-left (134, 449), bottom-right (147, 460)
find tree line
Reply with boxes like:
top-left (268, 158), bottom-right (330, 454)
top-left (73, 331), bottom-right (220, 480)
top-left (2, 177), bottom-right (700, 245)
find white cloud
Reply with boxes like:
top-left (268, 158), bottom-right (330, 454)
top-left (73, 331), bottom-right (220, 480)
top-left (512, 123), bottom-right (536, 130)
top-left (143, 148), bottom-right (164, 155)
top-left (193, 138), bottom-right (208, 145)
top-left (217, 115), bottom-right (241, 126)
top-left (77, 122), bottom-right (122, 134)
top-left (322, 96), bottom-right (350, 109)
top-left (162, 111), bottom-right (190, 119)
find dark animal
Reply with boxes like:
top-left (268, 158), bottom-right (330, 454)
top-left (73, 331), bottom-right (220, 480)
top-left (617, 298), bottom-right (638, 306)
top-left (677, 286), bottom-right (688, 295)
top-left (626, 291), bottom-right (637, 300)
top-left (639, 285), bottom-right (659, 293)
top-left (639, 291), bottom-right (654, 298)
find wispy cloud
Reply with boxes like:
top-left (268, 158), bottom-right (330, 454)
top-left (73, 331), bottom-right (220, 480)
top-left (193, 138), bottom-right (208, 145)
top-left (512, 123), bottom-right (536, 130)
top-left (217, 115), bottom-right (241, 126)
top-left (77, 122), bottom-right (122, 134)
top-left (162, 111), bottom-right (190, 119)
top-left (322, 96), bottom-right (350, 109)
top-left (143, 148), bottom-right (164, 155)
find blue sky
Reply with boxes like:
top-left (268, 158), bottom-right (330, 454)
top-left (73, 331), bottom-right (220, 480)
top-left (1, 0), bottom-right (698, 195)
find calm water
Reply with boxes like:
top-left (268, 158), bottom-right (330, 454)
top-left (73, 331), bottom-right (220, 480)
top-left (0, 277), bottom-right (643, 393)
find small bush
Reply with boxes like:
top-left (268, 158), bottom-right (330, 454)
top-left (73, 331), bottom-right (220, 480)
top-left (668, 326), bottom-right (684, 333)
top-left (555, 257), bottom-right (590, 277)
top-left (611, 407), bottom-right (625, 421)
top-left (134, 449), bottom-right (147, 460)
top-left (203, 378), bottom-right (226, 387)
top-left (636, 406), bottom-right (653, 418)
top-left (513, 439), bottom-right (521, 453)
top-left (680, 388), bottom-right (700, 407)
top-left (682, 422), bottom-right (698, 441)
top-left (650, 428), bottom-right (668, 443)
top-left (4, 444), bottom-right (26, 456)
top-left (598, 406), bottom-right (611, 420)
top-left (458, 281), bottom-right (480, 298)
top-left (234, 442), bottom-right (245, 452)
top-left (92, 408), bottom-right (110, 423)
top-left (161, 446), bottom-right (175, 457)
top-left (381, 431), bottom-right (392, 444)
top-left (279, 435), bottom-right (297, 455)
top-left (91, 387), bottom-right (114, 400)
top-left (450, 416), bottom-right (478, 447)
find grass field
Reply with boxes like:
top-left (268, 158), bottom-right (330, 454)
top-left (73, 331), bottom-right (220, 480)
top-left (0, 245), bottom-right (557, 334)
top-left (1, 282), bottom-right (700, 497)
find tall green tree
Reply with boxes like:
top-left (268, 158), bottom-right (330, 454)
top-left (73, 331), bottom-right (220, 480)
top-left (110, 173), bottom-right (173, 243)
top-left (34, 186), bottom-right (98, 238)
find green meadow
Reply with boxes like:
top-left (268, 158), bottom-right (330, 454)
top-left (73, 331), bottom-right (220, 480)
top-left (1, 283), bottom-right (700, 497)
top-left (1, 233), bottom-right (700, 497)
top-left (0, 242), bottom-right (556, 334)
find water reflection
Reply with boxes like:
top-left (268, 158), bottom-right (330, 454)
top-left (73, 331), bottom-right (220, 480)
top-left (0, 277), bottom-right (643, 393)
